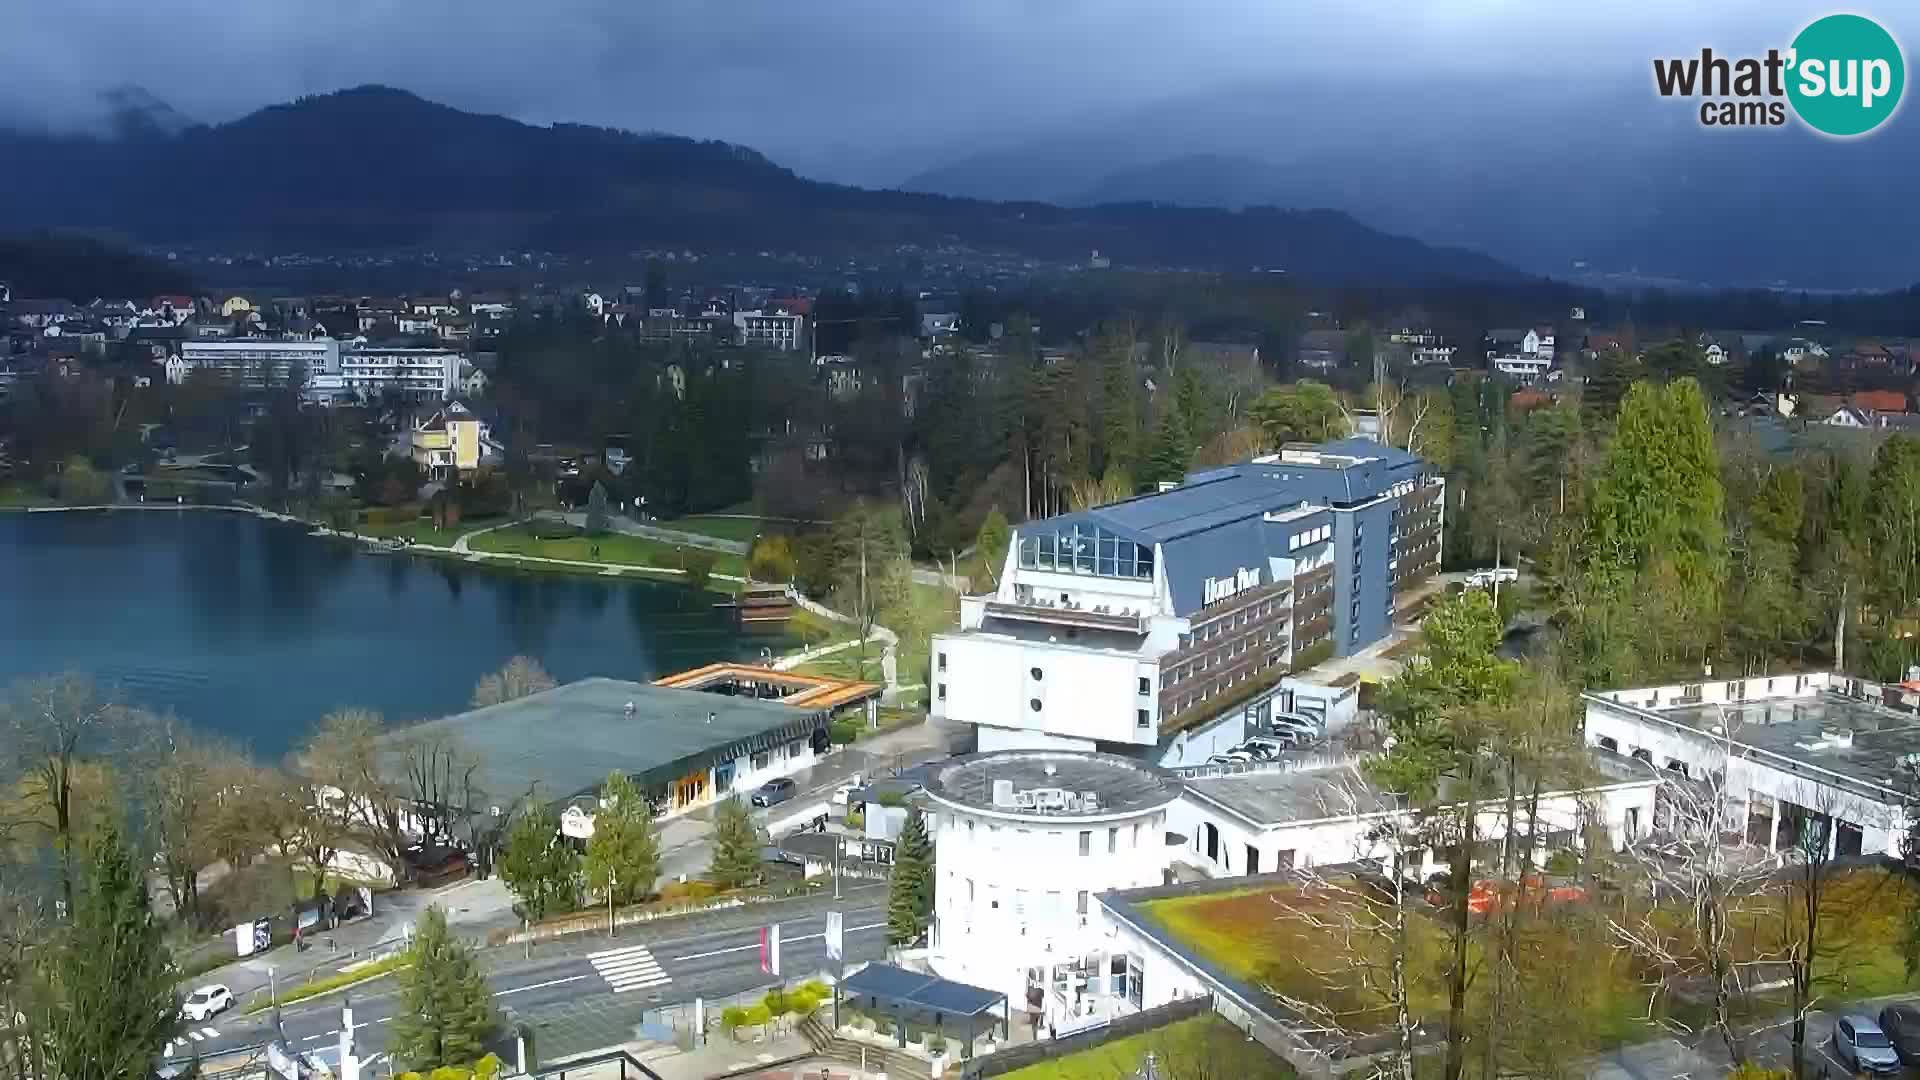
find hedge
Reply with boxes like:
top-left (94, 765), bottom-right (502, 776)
top-left (245, 954), bottom-right (408, 1013)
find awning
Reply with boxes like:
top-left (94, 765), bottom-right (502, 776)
top-left (841, 963), bottom-right (1006, 1019)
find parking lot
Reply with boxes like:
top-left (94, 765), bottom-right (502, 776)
top-left (1590, 997), bottom-right (1920, 1080)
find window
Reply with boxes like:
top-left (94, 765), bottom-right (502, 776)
top-left (937, 653), bottom-right (947, 671)
top-left (1078, 831), bottom-right (1091, 856)
top-left (1137, 708), bottom-right (1150, 728)
top-left (1077, 890), bottom-right (1089, 916)
top-left (1138, 676), bottom-right (1151, 695)
top-left (1132, 823), bottom-right (1142, 848)
top-left (937, 683), bottom-right (947, 700)
top-left (1029, 698), bottom-right (1042, 713)
top-left (1030, 667), bottom-right (1044, 681)
top-left (1108, 827), bottom-right (1118, 854)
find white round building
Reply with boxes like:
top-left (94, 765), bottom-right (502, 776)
top-left (923, 750), bottom-right (1183, 1030)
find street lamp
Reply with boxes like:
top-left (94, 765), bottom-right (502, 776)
top-left (608, 870), bottom-right (617, 938)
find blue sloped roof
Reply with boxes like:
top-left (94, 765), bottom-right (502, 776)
top-left (842, 963), bottom-right (1005, 1018)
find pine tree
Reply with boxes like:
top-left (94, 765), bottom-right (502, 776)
top-left (390, 905), bottom-right (498, 1071)
top-left (585, 480), bottom-right (609, 535)
top-left (1143, 406), bottom-right (1193, 490)
top-left (42, 823), bottom-right (179, 1080)
top-left (584, 772), bottom-right (660, 905)
top-left (886, 806), bottom-right (934, 945)
top-left (707, 796), bottom-right (763, 889)
top-left (497, 803), bottom-right (578, 919)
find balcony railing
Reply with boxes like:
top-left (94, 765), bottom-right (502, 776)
top-left (984, 600), bottom-right (1148, 634)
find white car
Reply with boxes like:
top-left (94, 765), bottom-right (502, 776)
top-left (180, 984), bottom-right (233, 1022)
top-left (1466, 567), bottom-right (1519, 589)
top-left (830, 775), bottom-right (863, 805)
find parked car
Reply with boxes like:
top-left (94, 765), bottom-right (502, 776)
top-left (751, 777), bottom-right (798, 807)
top-left (1244, 726), bottom-right (1305, 753)
top-left (1233, 742), bottom-right (1278, 760)
top-left (830, 777), bottom-right (862, 806)
top-left (1466, 567), bottom-right (1520, 589)
top-left (1877, 1004), bottom-right (1920, 1064)
top-left (1836, 1015), bottom-right (1902, 1074)
top-left (180, 984), bottom-right (233, 1022)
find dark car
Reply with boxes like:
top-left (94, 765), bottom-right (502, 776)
top-left (1879, 1004), bottom-right (1920, 1064)
top-left (750, 777), bottom-right (797, 807)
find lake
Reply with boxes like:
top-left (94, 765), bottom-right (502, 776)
top-left (0, 510), bottom-right (796, 758)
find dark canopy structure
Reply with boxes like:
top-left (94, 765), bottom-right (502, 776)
top-left (839, 963), bottom-right (1008, 1056)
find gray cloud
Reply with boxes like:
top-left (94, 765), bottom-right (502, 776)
top-left (0, 0), bottom-right (1888, 183)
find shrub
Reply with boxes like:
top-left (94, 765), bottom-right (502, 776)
top-left (748, 535), bottom-right (796, 582)
top-left (1544, 849), bottom-right (1580, 875)
top-left (829, 717), bottom-right (862, 746)
top-left (528, 518), bottom-right (580, 541)
top-left (927, 1033), bottom-right (947, 1054)
top-left (763, 988), bottom-right (789, 1015)
top-left (743, 1004), bottom-right (772, 1028)
top-left (681, 549), bottom-right (717, 590)
top-left (473, 1055), bottom-right (502, 1080)
top-left (874, 1017), bottom-right (894, 1036)
top-left (658, 879), bottom-right (721, 903)
top-left (721, 1006), bottom-right (749, 1031)
top-left (428, 1067), bottom-right (466, 1080)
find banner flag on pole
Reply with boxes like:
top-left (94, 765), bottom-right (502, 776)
top-left (760, 922), bottom-right (782, 976)
top-left (825, 911), bottom-right (843, 962)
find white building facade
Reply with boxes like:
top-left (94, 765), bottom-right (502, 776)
top-left (932, 441), bottom-right (1443, 754)
top-left (925, 751), bottom-right (1184, 1023)
top-left (180, 338), bottom-right (340, 385)
top-left (1582, 671), bottom-right (1919, 859)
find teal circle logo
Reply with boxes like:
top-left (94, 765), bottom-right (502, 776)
top-left (1787, 14), bottom-right (1905, 136)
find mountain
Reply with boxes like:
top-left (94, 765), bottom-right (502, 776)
top-left (902, 76), bottom-right (1920, 292)
top-left (0, 86), bottom-right (1520, 285)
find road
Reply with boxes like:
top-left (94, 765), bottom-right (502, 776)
top-left (165, 902), bottom-right (889, 1066)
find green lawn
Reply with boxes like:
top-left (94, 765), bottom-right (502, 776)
top-left (358, 516), bottom-right (470, 544)
top-left (794, 650), bottom-right (887, 684)
top-left (469, 524), bottom-right (749, 578)
top-left (890, 582), bottom-right (959, 688)
top-left (999, 1015), bottom-right (1288, 1080)
top-left (669, 515), bottom-right (764, 542)
top-left (0, 483), bottom-right (55, 507)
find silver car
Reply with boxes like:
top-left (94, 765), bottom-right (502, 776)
top-left (1837, 1014), bottom-right (1902, 1074)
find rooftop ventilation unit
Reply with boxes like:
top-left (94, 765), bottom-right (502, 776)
top-left (992, 779), bottom-right (1016, 807)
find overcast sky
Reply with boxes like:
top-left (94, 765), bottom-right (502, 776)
top-left (0, 0), bottom-right (1889, 183)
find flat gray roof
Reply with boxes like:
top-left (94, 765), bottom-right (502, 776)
top-left (1649, 691), bottom-right (1920, 800)
top-left (382, 677), bottom-right (821, 807)
top-left (925, 750), bottom-right (1183, 818)
top-left (1186, 752), bottom-right (1657, 828)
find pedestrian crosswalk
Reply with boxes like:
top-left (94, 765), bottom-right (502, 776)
top-left (163, 1028), bottom-right (222, 1056)
top-left (587, 942), bottom-right (672, 993)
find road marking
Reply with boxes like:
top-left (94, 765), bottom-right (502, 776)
top-left (669, 921), bottom-right (887, 962)
top-left (186, 1031), bottom-right (205, 1042)
top-left (588, 943), bottom-right (672, 992)
top-left (493, 975), bottom-right (589, 997)
top-left (200, 1027), bottom-right (219, 1039)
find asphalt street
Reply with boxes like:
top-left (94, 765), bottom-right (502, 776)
top-left (164, 901), bottom-right (889, 1067)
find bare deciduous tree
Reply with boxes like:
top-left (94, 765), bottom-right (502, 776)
top-left (1608, 720), bottom-right (1780, 1066)
top-left (1266, 770), bottom-right (1422, 1080)
top-left (0, 675), bottom-right (147, 910)
top-left (471, 656), bottom-right (556, 708)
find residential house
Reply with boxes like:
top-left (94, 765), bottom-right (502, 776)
top-left (734, 309), bottom-right (806, 351)
top-left (1843, 341), bottom-right (1894, 371)
top-left (12, 299), bottom-right (77, 330)
top-left (921, 312), bottom-right (960, 340)
top-left (1850, 389), bottom-right (1908, 415)
top-left (1296, 329), bottom-right (1346, 370)
top-left (219, 296), bottom-right (254, 318)
top-left (410, 401), bottom-right (497, 479)
top-left (1697, 333), bottom-right (1728, 365)
top-left (1486, 327), bottom-right (1552, 379)
top-left (1822, 405), bottom-right (1872, 429)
